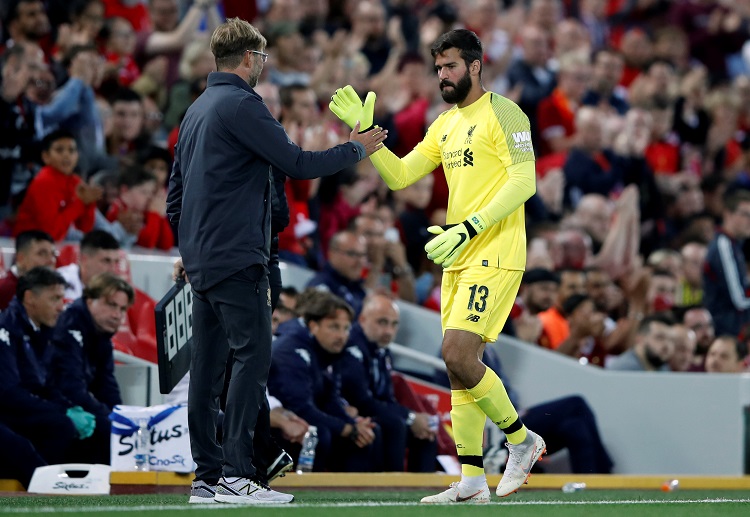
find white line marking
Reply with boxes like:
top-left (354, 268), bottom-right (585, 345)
top-left (2, 499), bottom-right (750, 513)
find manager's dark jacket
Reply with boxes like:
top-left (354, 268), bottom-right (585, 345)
top-left (166, 72), bottom-right (365, 291)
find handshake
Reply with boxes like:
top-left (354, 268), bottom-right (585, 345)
top-left (329, 85), bottom-right (387, 156)
top-left (329, 85), bottom-right (377, 132)
top-left (329, 85), bottom-right (488, 268)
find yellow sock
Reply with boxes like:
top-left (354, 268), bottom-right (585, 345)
top-left (450, 389), bottom-right (486, 477)
top-left (467, 367), bottom-right (528, 445)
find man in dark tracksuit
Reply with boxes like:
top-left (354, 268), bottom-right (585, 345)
top-left (703, 190), bottom-right (750, 336)
top-left (166, 18), bottom-right (386, 504)
top-left (268, 296), bottom-right (383, 472)
top-left (340, 314), bottom-right (438, 472)
top-left (50, 273), bottom-right (134, 464)
top-left (0, 268), bottom-right (95, 468)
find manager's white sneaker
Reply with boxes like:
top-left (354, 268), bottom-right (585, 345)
top-left (214, 476), bottom-right (294, 504)
top-left (496, 430), bottom-right (546, 497)
top-left (420, 482), bottom-right (490, 504)
top-left (188, 479), bottom-right (216, 504)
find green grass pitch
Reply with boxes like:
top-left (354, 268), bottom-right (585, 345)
top-left (1, 490), bottom-right (750, 517)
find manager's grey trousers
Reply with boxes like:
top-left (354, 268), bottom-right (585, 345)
top-left (188, 264), bottom-right (271, 481)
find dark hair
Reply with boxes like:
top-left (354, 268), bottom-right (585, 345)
top-left (17, 266), bottom-right (67, 301)
top-left (723, 189), bottom-right (750, 213)
top-left (4, 0), bottom-right (41, 27)
top-left (83, 272), bottom-right (134, 304)
top-left (430, 29), bottom-right (483, 75)
top-left (41, 129), bottom-right (77, 153)
top-left (16, 230), bottom-right (54, 253)
top-left (713, 334), bottom-right (748, 362)
top-left (140, 146), bottom-right (173, 168)
top-left (301, 289), bottom-right (354, 325)
top-left (280, 286), bottom-right (299, 298)
top-left (110, 87), bottom-right (142, 105)
top-left (69, 0), bottom-right (103, 20)
top-left (397, 51), bottom-right (425, 73)
top-left (62, 43), bottom-right (98, 69)
top-left (118, 165), bottom-right (156, 189)
top-left (637, 313), bottom-right (675, 334)
top-left (81, 230), bottom-right (120, 255)
top-left (279, 83), bottom-right (312, 109)
top-left (561, 293), bottom-right (590, 317)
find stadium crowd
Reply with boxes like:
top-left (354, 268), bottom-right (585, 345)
top-left (1, 0), bottom-right (750, 485)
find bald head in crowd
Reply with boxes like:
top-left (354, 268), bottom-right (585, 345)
top-left (359, 294), bottom-right (400, 348)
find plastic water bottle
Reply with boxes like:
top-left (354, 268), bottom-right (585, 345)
top-left (561, 482), bottom-right (586, 493)
top-left (428, 415), bottom-right (440, 433)
top-left (134, 419), bottom-right (150, 471)
top-left (296, 426), bottom-right (318, 474)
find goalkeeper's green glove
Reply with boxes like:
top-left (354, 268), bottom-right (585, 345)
top-left (329, 85), bottom-right (376, 132)
top-left (424, 213), bottom-right (488, 267)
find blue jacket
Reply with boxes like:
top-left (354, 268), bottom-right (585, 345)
top-left (0, 299), bottom-right (75, 434)
top-left (268, 320), bottom-right (354, 437)
top-left (307, 264), bottom-right (367, 317)
top-left (340, 324), bottom-right (409, 421)
top-left (167, 72), bottom-right (365, 291)
top-left (703, 230), bottom-right (750, 336)
top-left (49, 298), bottom-right (121, 419)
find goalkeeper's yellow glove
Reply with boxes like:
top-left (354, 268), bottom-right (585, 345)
top-left (329, 85), bottom-right (377, 132)
top-left (424, 213), bottom-right (488, 267)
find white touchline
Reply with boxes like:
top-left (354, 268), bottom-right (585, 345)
top-left (2, 499), bottom-right (750, 513)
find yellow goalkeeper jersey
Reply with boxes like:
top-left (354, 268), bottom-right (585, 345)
top-left (414, 91), bottom-right (535, 271)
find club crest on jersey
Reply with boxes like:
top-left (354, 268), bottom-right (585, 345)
top-left (465, 125), bottom-right (476, 144)
top-left (441, 134), bottom-right (447, 143)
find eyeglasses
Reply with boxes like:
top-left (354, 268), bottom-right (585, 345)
top-left (247, 50), bottom-right (268, 63)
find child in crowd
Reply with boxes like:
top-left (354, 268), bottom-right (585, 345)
top-left (13, 130), bottom-right (102, 240)
top-left (106, 165), bottom-right (173, 250)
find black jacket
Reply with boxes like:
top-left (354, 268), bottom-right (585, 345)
top-left (268, 319), bottom-right (354, 437)
top-left (167, 72), bottom-right (364, 291)
top-left (49, 298), bottom-right (122, 419)
top-left (0, 299), bottom-right (75, 436)
top-left (339, 324), bottom-right (409, 421)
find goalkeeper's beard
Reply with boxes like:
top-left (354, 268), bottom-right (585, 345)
top-left (440, 69), bottom-right (472, 105)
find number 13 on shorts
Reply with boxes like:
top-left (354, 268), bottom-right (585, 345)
top-left (441, 268), bottom-right (524, 342)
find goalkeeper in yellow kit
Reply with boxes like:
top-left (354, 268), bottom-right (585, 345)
top-left (330, 29), bottom-right (545, 503)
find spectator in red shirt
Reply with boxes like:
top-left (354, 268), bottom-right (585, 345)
top-left (0, 230), bottom-right (56, 310)
top-left (106, 165), bottom-right (173, 250)
top-left (645, 98), bottom-right (680, 176)
top-left (14, 130), bottom-right (102, 241)
top-left (102, 0), bottom-right (150, 32)
top-left (102, 17), bottom-right (140, 87)
top-left (618, 28), bottom-right (653, 88)
top-left (537, 51), bottom-right (592, 157)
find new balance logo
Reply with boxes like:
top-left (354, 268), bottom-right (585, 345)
top-left (441, 134), bottom-right (447, 143)
top-left (463, 148), bottom-right (473, 166)
top-left (466, 314), bottom-right (480, 322)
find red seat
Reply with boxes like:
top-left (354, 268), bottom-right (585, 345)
top-left (126, 287), bottom-right (158, 363)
